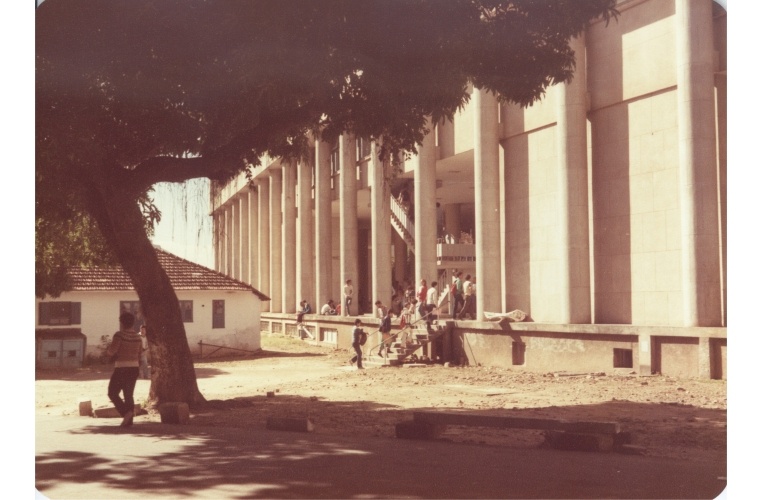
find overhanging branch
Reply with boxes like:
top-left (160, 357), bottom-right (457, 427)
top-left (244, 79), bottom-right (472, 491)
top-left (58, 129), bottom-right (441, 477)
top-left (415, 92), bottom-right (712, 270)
top-left (131, 155), bottom-right (238, 190)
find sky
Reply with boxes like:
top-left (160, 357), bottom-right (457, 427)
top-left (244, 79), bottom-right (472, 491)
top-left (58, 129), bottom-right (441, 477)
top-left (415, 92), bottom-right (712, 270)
top-left (149, 179), bottom-right (214, 269)
top-left (16, 0), bottom-right (762, 496)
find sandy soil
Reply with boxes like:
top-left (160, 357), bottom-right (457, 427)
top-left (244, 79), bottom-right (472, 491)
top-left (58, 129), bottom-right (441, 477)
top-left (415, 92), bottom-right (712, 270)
top-left (35, 335), bottom-right (727, 464)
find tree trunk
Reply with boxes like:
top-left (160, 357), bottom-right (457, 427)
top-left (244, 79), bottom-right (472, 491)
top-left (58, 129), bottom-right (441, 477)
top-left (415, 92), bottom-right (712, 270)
top-left (87, 176), bottom-right (205, 407)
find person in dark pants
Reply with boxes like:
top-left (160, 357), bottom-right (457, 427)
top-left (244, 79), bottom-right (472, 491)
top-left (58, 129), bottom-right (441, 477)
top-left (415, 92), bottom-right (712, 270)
top-left (349, 319), bottom-right (365, 369)
top-left (106, 312), bottom-right (143, 427)
top-left (452, 271), bottom-right (464, 320)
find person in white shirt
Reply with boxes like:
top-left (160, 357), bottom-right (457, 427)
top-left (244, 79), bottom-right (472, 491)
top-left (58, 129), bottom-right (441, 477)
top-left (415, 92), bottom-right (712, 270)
top-left (459, 274), bottom-right (475, 320)
top-left (425, 281), bottom-right (439, 325)
top-left (343, 279), bottom-right (354, 316)
top-left (320, 300), bottom-right (337, 315)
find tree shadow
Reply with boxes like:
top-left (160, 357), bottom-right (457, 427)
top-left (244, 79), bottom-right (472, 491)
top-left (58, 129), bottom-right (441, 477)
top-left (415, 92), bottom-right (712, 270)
top-left (35, 350), bottom-right (328, 381)
top-left (36, 395), bottom-right (727, 499)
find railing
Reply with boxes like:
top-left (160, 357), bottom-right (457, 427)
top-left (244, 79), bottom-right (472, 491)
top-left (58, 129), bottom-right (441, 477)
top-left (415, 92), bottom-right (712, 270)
top-left (390, 195), bottom-right (415, 245)
top-left (436, 243), bottom-right (476, 262)
top-left (390, 196), bottom-right (476, 264)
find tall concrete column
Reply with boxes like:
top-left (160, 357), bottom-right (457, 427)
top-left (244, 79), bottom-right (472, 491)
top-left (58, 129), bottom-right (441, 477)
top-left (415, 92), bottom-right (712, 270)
top-left (676, 0), bottom-right (721, 326)
top-left (414, 118), bottom-right (438, 288)
top-left (370, 140), bottom-right (392, 306)
top-left (315, 137), bottom-right (333, 308)
top-left (556, 33), bottom-right (592, 324)
top-left (438, 117), bottom-right (455, 159)
top-left (444, 203), bottom-right (461, 242)
top-left (213, 211), bottom-right (222, 272)
top-left (297, 157), bottom-right (315, 307)
top-left (224, 205), bottom-right (233, 277)
top-left (393, 233), bottom-right (407, 285)
top-left (239, 194), bottom-right (250, 284)
top-left (257, 179), bottom-right (271, 311)
top-left (339, 133), bottom-right (359, 315)
top-left (282, 161), bottom-right (297, 313)
top-left (247, 187), bottom-right (259, 287)
top-left (230, 196), bottom-right (240, 280)
top-left (269, 167), bottom-right (283, 313)
top-left (474, 88), bottom-right (502, 319)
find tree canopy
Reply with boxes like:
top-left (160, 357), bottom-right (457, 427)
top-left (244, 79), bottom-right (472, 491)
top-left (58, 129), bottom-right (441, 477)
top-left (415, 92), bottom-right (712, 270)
top-left (36, 0), bottom-right (618, 404)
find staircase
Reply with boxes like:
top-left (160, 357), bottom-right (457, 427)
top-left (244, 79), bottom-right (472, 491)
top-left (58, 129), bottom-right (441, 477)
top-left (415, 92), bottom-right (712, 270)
top-left (390, 195), bottom-right (415, 247)
top-left (363, 322), bottom-right (446, 367)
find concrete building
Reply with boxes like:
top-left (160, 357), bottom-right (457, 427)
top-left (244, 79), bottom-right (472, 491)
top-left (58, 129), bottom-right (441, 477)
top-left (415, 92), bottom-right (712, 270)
top-left (35, 249), bottom-right (268, 366)
top-left (210, 0), bottom-right (727, 379)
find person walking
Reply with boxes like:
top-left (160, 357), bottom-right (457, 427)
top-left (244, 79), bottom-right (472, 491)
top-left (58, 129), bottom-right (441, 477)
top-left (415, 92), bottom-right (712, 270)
top-left (459, 274), bottom-right (475, 320)
top-left (416, 279), bottom-right (428, 319)
top-left (426, 281), bottom-right (439, 326)
top-left (452, 271), bottom-right (464, 320)
top-left (106, 312), bottom-right (143, 427)
top-left (349, 319), bottom-right (365, 369)
top-left (375, 300), bottom-right (393, 357)
top-left (138, 324), bottom-right (150, 380)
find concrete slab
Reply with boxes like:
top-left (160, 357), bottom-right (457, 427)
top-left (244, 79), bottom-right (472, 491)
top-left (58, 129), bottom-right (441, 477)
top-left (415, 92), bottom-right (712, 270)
top-left (413, 411), bottom-right (621, 434)
top-left (158, 402), bottom-right (190, 424)
top-left (266, 417), bottom-right (315, 433)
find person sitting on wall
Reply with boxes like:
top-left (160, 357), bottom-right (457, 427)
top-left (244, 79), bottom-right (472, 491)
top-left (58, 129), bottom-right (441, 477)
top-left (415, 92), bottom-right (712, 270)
top-left (296, 300), bottom-right (312, 324)
top-left (320, 300), bottom-right (337, 315)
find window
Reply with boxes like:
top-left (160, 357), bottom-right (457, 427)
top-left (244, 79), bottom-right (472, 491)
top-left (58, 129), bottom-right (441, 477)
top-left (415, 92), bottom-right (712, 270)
top-left (38, 302), bottom-right (81, 326)
top-left (613, 348), bottom-right (633, 368)
top-left (356, 137), bottom-right (371, 160)
top-left (212, 300), bottom-right (225, 329)
top-left (179, 301), bottom-right (194, 323)
top-left (330, 140), bottom-right (340, 175)
top-left (119, 301), bottom-right (144, 328)
top-left (320, 328), bottom-right (338, 344)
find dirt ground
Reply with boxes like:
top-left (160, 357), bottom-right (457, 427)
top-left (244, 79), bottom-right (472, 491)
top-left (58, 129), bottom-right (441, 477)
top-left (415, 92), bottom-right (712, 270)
top-left (36, 334), bottom-right (727, 465)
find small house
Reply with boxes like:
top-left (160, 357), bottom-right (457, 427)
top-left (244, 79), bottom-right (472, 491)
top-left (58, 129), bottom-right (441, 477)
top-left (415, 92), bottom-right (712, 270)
top-left (35, 248), bottom-right (269, 366)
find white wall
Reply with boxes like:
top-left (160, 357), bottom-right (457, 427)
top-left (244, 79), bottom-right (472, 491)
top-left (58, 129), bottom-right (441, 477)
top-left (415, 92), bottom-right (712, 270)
top-left (36, 289), bottom-right (262, 358)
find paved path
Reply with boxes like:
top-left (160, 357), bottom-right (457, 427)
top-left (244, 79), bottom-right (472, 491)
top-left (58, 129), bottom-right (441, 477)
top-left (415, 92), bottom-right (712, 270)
top-left (36, 413), bottom-right (726, 499)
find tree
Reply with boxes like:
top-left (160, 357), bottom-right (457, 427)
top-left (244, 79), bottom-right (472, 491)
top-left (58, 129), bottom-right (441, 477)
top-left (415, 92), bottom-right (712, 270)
top-left (36, 0), bottom-right (618, 406)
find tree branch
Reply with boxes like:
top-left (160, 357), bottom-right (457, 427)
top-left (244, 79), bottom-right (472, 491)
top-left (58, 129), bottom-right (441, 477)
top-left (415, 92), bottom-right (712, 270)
top-left (131, 155), bottom-right (237, 190)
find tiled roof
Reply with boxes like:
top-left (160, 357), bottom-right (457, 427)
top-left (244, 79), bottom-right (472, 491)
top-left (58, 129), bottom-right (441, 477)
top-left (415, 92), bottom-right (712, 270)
top-left (67, 248), bottom-right (269, 300)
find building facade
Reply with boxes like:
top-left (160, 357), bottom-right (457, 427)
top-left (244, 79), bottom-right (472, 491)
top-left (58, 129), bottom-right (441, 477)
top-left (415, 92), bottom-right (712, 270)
top-left (210, 0), bottom-right (727, 378)
top-left (35, 249), bottom-right (268, 365)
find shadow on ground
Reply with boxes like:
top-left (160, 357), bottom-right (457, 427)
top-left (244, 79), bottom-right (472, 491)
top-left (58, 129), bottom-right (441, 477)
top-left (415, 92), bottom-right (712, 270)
top-left (36, 395), bottom-right (727, 499)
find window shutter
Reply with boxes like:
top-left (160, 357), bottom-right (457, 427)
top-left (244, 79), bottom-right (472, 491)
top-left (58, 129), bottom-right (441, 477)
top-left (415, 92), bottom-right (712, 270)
top-left (212, 300), bottom-right (225, 329)
top-left (39, 303), bottom-right (50, 325)
top-left (71, 302), bottom-right (81, 324)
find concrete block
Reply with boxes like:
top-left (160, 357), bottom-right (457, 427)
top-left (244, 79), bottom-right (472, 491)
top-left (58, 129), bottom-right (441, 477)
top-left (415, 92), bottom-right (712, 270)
top-left (544, 431), bottom-right (614, 452)
top-left (613, 431), bottom-right (633, 448)
top-left (93, 404), bottom-right (142, 419)
top-left (266, 417), bottom-right (314, 433)
top-left (158, 402), bottom-right (190, 425)
top-left (93, 406), bottom-right (121, 418)
top-left (78, 400), bottom-right (93, 416)
top-left (395, 420), bottom-right (444, 440)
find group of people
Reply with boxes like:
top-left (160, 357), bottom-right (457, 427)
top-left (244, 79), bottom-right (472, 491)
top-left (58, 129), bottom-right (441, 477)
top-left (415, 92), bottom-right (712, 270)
top-left (450, 271), bottom-right (477, 320)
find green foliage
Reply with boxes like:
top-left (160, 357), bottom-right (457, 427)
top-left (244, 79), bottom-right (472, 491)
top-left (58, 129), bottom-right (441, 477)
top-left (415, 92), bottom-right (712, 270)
top-left (37, 0), bottom-right (618, 173)
top-left (35, 1), bottom-right (618, 398)
top-left (35, 0), bottom-right (618, 297)
top-left (35, 189), bottom-right (161, 299)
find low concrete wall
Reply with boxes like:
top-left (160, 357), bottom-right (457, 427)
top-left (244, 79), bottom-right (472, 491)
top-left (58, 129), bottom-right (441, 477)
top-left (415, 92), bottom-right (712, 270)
top-left (261, 313), bottom-right (727, 380)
